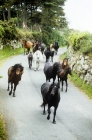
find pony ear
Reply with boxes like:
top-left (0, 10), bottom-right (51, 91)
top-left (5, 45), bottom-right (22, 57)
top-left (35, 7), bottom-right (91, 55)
top-left (56, 82), bottom-right (60, 89)
top-left (11, 66), bottom-right (14, 72)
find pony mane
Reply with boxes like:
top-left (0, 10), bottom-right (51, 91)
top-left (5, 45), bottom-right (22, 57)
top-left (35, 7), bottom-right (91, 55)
top-left (12, 64), bottom-right (23, 72)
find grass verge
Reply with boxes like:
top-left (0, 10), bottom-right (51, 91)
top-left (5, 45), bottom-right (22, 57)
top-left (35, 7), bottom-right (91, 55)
top-left (0, 115), bottom-right (8, 140)
top-left (60, 52), bottom-right (92, 99)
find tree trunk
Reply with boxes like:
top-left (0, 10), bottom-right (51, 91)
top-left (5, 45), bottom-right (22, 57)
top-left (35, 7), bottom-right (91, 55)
top-left (2, 8), bottom-right (6, 21)
top-left (8, 8), bottom-right (11, 21)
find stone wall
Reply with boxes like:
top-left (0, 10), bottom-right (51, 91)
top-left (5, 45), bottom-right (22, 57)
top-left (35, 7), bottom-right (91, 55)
top-left (0, 40), bottom-right (22, 50)
top-left (67, 46), bottom-right (92, 86)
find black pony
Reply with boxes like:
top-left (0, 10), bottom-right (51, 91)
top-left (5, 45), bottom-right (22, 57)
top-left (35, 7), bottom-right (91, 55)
top-left (53, 42), bottom-right (59, 55)
top-left (41, 82), bottom-right (60, 124)
top-left (44, 62), bottom-right (61, 83)
top-left (44, 47), bottom-right (51, 62)
top-left (44, 47), bottom-right (55, 62)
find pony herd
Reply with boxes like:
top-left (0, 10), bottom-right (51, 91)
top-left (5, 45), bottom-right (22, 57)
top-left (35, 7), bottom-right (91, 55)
top-left (7, 39), bottom-right (72, 124)
top-left (24, 39), bottom-right (60, 71)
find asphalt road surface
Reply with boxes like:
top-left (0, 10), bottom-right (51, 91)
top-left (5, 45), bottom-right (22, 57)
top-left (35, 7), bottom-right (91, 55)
top-left (0, 48), bottom-right (92, 140)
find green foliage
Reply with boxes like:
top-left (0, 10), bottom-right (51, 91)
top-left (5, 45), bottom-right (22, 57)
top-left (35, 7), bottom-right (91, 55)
top-left (0, 25), bottom-right (4, 38)
top-left (69, 31), bottom-right (92, 55)
top-left (32, 32), bottom-right (42, 40)
top-left (17, 25), bottom-right (64, 46)
top-left (42, 26), bottom-right (64, 46)
top-left (0, 115), bottom-right (8, 140)
top-left (83, 46), bottom-right (92, 56)
top-left (16, 29), bottom-right (42, 41)
top-left (0, 20), bottom-right (19, 44)
top-left (0, 19), bottom-right (67, 48)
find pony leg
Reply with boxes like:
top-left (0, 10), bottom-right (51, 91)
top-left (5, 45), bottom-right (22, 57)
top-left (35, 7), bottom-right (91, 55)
top-left (61, 80), bottom-right (63, 91)
top-left (53, 108), bottom-right (57, 124)
top-left (65, 80), bottom-right (68, 92)
top-left (36, 62), bottom-right (38, 70)
top-left (9, 83), bottom-right (13, 95)
top-left (47, 105), bottom-right (51, 120)
top-left (31, 59), bottom-right (32, 66)
top-left (13, 84), bottom-right (17, 97)
top-left (7, 80), bottom-right (10, 91)
top-left (53, 76), bottom-right (56, 84)
top-left (27, 48), bottom-right (30, 54)
top-left (37, 61), bottom-right (40, 70)
top-left (51, 56), bottom-right (53, 62)
top-left (34, 61), bottom-right (36, 71)
top-left (43, 103), bottom-right (46, 115)
top-left (24, 48), bottom-right (25, 55)
top-left (29, 60), bottom-right (31, 69)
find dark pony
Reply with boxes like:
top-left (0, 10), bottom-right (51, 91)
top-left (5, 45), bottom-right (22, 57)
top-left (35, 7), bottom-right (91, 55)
top-left (44, 46), bottom-right (55, 62)
top-left (41, 82), bottom-right (60, 124)
top-left (44, 62), bottom-right (61, 83)
top-left (28, 52), bottom-right (33, 69)
top-left (53, 42), bottom-right (59, 55)
top-left (33, 40), bottom-right (45, 54)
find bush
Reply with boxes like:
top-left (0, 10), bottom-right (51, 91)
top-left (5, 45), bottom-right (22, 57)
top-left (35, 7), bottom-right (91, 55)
top-left (0, 25), bottom-right (4, 38)
top-left (69, 31), bottom-right (92, 55)
top-left (0, 20), bottom-right (19, 44)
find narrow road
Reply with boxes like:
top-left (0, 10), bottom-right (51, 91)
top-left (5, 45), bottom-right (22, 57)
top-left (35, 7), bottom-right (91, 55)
top-left (0, 48), bottom-right (92, 140)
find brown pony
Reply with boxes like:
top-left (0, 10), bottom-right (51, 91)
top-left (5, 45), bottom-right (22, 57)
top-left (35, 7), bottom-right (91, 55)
top-left (58, 58), bottom-right (72, 92)
top-left (22, 39), bottom-right (33, 55)
top-left (7, 63), bottom-right (24, 97)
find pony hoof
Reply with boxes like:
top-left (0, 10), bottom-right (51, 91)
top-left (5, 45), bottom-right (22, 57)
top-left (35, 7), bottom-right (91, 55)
top-left (47, 116), bottom-right (50, 120)
top-left (13, 94), bottom-right (16, 97)
top-left (43, 112), bottom-right (46, 115)
top-left (9, 92), bottom-right (12, 95)
top-left (34, 69), bottom-right (36, 71)
top-left (53, 121), bottom-right (56, 124)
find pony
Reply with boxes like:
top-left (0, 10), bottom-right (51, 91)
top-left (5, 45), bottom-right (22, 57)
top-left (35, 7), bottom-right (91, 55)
top-left (22, 39), bottom-right (33, 55)
top-left (44, 47), bottom-right (51, 62)
top-left (33, 40), bottom-right (45, 55)
top-left (41, 82), bottom-right (60, 124)
top-left (44, 62), bottom-right (61, 83)
top-left (40, 42), bottom-right (45, 55)
top-left (33, 50), bottom-right (43, 71)
top-left (33, 40), bottom-right (40, 53)
top-left (44, 46), bottom-right (55, 62)
top-left (50, 43), bottom-right (55, 61)
top-left (28, 52), bottom-right (33, 69)
top-left (58, 58), bottom-right (72, 92)
top-left (53, 42), bottom-right (59, 55)
top-left (7, 63), bottom-right (24, 97)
